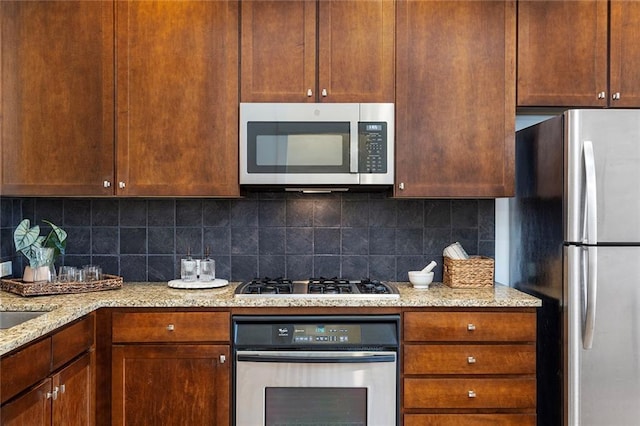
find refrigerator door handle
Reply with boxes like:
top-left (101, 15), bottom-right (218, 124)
top-left (582, 141), bottom-right (598, 245)
top-left (582, 245), bottom-right (598, 349)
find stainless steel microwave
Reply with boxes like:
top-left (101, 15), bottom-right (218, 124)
top-left (240, 103), bottom-right (394, 188)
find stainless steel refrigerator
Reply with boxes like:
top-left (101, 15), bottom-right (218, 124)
top-left (509, 109), bottom-right (640, 426)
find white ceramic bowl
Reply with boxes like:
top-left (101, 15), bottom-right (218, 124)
top-left (408, 271), bottom-right (434, 289)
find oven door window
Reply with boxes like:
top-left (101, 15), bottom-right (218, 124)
top-left (265, 387), bottom-right (366, 426)
top-left (247, 122), bottom-right (351, 173)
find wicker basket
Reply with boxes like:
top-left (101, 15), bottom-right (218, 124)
top-left (0, 274), bottom-right (123, 297)
top-left (443, 256), bottom-right (494, 288)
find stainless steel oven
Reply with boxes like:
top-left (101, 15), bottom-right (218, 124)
top-left (233, 315), bottom-right (399, 426)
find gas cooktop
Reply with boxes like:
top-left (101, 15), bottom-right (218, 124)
top-left (234, 277), bottom-right (399, 299)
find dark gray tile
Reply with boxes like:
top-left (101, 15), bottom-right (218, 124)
top-left (424, 200), bottom-right (450, 227)
top-left (397, 200), bottom-right (423, 228)
top-left (286, 228), bottom-right (313, 254)
top-left (148, 200), bottom-right (175, 226)
top-left (259, 227), bottom-right (285, 255)
top-left (64, 199), bottom-right (91, 226)
top-left (204, 227), bottom-right (230, 255)
top-left (478, 199), bottom-right (495, 240)
top-left (60, 255), bottom-right (90, 270)
top-left (314, 228), bottom-right (340, 254)
top-left (452, 199), bottom-right (478, 228)
top-left (314, 198), bottom-right (341, 227)
top-left (451, 228), bottom-right (478, 255)
top-left (230, 199), bottom-right (258, 227)
top-left (120, 255), bottom-right (147, 281)
top-left (92, 199), bottom-right (119, 226)
top-left (478, 241), bottom-right (495, 258)
top-left (369, 227), bottom-right (395, 255)
top-left (341, 228), bottom-right (368, 255)
top-left (0, 229), bottom-right (12, 258)
top-left (120, 199), bottom-right (147, 226)
top-left (286, 255), bottom-right (313, 279)
top-left (148, 227), bottom-right (174, 255)
top-left (396, 255), bottom-right (427, 281)
top-left (258, 255), bottom-right (286, 278)
top-left (313, 255), bottom-right (340, 278)
top-left (92, 255), bottom-right (119, 277)
top-left (396, 228), bottom-right (423, 255)
top-left (65, 226), bottom-right (91, 255)
top-left (286, 199), bottom-right (314, 226)
top-left (35, 199), bottom-right (64, 225)
top-left (341, 255), bottom-right (368, 279)
top-left (259, 200), bottom-right (285, 227)
top-left (92, 227), bottom-right (119, 255)
top-left (231, 227), bottom-right (258, 255)
top-left (120, 228), bottom-right (147, 255)
top-left (203, 200), bottom-right (230, 227)
top-left (1, 198), bottom-right (12, 227)
top-left (148, 255), bottom-right (174, 281)
top-left (175, 227), bottom-right (202, 256)
top-left (176, 199), bottom-right (202, 226)
top-left (369, 200), bottom-right (396, 227)
top-left (424, 227), bottom-right (451, 255)
top-left (342, 201), bottom-right (369, 227)
top-left (231, 255), bottom-right (258, 281)
top-left (211, 255), bottom-right (231, 280)
top-left (368, 255), bottom-right (395, 281)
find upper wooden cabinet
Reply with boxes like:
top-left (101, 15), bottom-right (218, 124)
top-left (518, 0), bottom-right (640, 108)
top-left (395, 0), bottom-right (515, 198)
top-left (116, 0), bottom-right (239, 196)
top-left (0, 1), bottom-right (115, 196)
top-left (240, 0), bottom-right (395, 102)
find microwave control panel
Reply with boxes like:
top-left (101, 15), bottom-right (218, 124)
top-left (358, 122), bottom-right (388, 174)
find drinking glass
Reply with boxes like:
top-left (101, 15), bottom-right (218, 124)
top-left (199, 259), bottom-right (215, 282)
top-left (181, 258), bottom-right (197, 282)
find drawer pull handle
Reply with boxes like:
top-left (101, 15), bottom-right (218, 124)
top-left (59, 384), bottom-right (66, 394)
top-left (468, 390), bottom-right (476, 398)
top-left (467, 356), bottom-right (476, 364)
top-left (467, 323), bottom-right (476, 331)
top-left (167, 324), bottom-right (175, 331)
top-left (220, 354), bottom-right (226, 364)
top-left (47, 386), bottom-right (59, 400)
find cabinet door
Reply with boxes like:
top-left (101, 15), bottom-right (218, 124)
top-left (116, 1), bottom-right (239, 196)
top-left (317, 0), bottom-right (395, 102)
top-left (0, 1), bottom-right (114, 196)
top-left (517, 0), bottom-right (608, 107)
top-left (0, 379), bottom-right (52, 426)
top-left (240, 0), bottom-right (316, 102)
top-left (52, 353), bottom-right (93, 426)
top-left (395, 0), bottom-right (515, 197)
top-left (609, 1), bottom-right (640, 107)
top-left (111, 345), bottom-right (230, 426)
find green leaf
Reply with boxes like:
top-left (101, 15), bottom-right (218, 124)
top-left (13, 219), bottom-right (40, 252)
top-left (42, 220), bottom-right (67, 258)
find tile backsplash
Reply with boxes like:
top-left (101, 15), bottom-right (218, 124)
top-left (0, 193), bottom-right (494, 282)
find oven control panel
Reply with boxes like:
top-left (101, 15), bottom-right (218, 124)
top-left (275, 323), bottom-right (362, 345)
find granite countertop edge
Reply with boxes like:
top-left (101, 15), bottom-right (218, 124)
top-left (0, 281), bottom-right (540, 356)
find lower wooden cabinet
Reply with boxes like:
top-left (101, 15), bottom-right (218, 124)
top-left (402, 310), bottom-right (536, 425)
top-left (110, 310), bottom-right (231, 426)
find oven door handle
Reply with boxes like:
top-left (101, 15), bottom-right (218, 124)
top-left (236, 353), bottom-right (396, 364)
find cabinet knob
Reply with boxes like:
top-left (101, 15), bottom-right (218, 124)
top-left (468, 390), bottom-right (477, 398)
top-left (47, 386), bottom-right (59, 400)
top-left (467, 323), bottom-right (476, 331)
top-left (597, 91), bottom-right (606, 99)
top-left (467, 356), bottom-right (476, 364)
top-left (612, 92), bottom-right (621, 100)
top-left (219, 354), bottom-right (226, 364)
top-left (398, 182), bottom-right (405, 190)
top-left (321, 88), bottom-right (328, 97)
top-left (307, 89), bottom-right (313, 97)
top-left (118, 181), bottom-right (126, 189)
top-left (166, 324), bottom-right (175, 331)
top-left (59, 384), bottom-right (66, 394)
top-left (103, 180), bottom-right (111, 188)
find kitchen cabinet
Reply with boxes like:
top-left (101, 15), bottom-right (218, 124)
top-left (110, 311), bottom-right (230, 425)
top-left (0, 314), bottom-right (95, 426)
top-left (1, 0), bottom-right (240, 197)
top-left (0, 1), bottom-right (115, 196)
top-left (240, 0), bottom-right (394, 102)
top-left (402, 310), bottom-right (536, 425)
top-left (116, 1), bottom-right (239, 196)
top-left (395, 0), bottom-right (515, 197)
top-left (518, 0), bottom-right (640, 108)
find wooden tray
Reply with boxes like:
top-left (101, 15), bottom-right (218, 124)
top-left (0, 274), bottom-right (123, 297)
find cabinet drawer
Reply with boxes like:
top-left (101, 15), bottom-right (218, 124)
top-left (404, 414), bottom-right (536, 426)
top-left (404, 311), bottom-right (535, 342)
top-left (1, 337), bottom-right (51, 404)
top-left (404, 378), bottom-right (536, 409)
top-left (404, 344), bottom-right (535, 375)
top-left (52, 313), bottom-right (94, 370)
top-left (112, 311), bottom-right (230, 343)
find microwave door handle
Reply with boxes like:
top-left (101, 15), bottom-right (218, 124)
top-left (350, 123), bottom-right (358, 173)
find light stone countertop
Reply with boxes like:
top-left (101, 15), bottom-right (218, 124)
top-left (0, 281), bottom-right (540, 356)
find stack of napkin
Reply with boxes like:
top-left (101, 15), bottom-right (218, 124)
top-left (443, 242), bottom-right (469, 260)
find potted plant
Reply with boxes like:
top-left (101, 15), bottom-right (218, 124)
top-left (13, 219), bottom-right (67, 282)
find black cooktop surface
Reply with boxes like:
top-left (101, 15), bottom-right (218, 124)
top-left (235, 277), bottom-right (399, 298)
